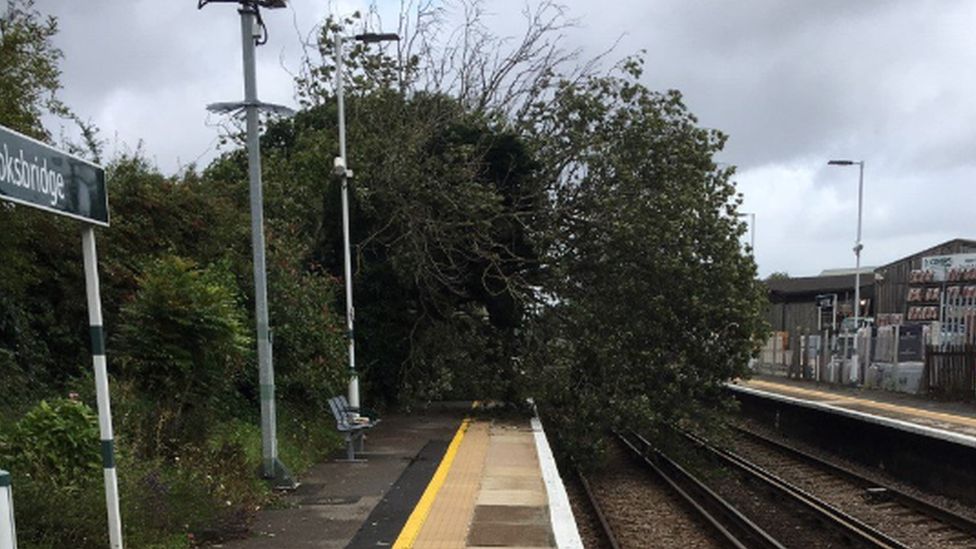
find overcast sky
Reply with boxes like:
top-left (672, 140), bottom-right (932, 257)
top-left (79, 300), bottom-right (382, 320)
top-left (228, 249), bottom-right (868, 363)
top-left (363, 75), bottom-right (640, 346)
top-left (35, 0), bottom-right (976, 277)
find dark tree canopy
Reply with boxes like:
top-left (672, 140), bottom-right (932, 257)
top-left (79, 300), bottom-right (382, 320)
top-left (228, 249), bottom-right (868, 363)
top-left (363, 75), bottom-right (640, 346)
top-left (0, 6), bottom-right (768, 545)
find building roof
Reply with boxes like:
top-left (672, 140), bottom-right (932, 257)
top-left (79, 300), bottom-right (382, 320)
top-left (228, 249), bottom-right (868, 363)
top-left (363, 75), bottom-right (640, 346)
top-left (765, 273), bottom-right (872, 297)
top-left (878, 238), bottom-right (976, 270)
top-left (818, 267), bottom-right (877, 277)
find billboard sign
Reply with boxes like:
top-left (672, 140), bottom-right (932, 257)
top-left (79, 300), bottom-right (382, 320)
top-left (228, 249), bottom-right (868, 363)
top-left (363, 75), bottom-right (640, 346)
top-left (0, 125), bottom-right (108, 226)
top-left (922, 253), bottom-right (976, 281)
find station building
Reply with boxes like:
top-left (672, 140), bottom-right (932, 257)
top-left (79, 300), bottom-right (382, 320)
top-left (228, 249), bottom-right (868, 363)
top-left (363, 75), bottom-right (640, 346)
top-left (765, 269), bottom-right (874, 334)
top-left (873, 238), bottom-right (976, 321)
top-left (760, 237), bottom-right (976, 396)
top-left (765, 238), bottom-right (976, 335)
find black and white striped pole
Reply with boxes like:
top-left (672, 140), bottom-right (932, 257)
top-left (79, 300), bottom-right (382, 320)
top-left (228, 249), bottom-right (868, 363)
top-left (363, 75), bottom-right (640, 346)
top-left (82, 227), bottom-right (123, 548)
top-left (0, 469), bottom-right (15, 549)
top-left (0, 126), bottom-right (118, 547)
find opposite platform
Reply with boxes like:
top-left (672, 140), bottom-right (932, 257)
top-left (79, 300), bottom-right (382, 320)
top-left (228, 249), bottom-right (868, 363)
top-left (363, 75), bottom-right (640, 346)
top-left (734, 376), bottom-right (976, 444)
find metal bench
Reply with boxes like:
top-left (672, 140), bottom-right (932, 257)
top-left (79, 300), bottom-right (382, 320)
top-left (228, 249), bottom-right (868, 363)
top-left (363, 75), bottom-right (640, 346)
top-left (328, 396), bottom-right (380, 461)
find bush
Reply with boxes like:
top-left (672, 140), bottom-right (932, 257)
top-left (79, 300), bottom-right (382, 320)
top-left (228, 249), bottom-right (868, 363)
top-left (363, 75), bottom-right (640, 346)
top-left (0, 398), bottom-right (100, 488)
top-left (113, 256), bottom-right (252, 456)
top-left (266, 230), bottom-right (347, 414)
top-left (0, 398), bottom-right (105, 548)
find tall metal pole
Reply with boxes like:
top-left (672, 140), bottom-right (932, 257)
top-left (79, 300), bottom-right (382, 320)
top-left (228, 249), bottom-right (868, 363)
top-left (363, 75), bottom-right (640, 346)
top-left (335, 34), bottom-right (360, 411)
top-left (852, 161), bottom-right (865, 384)
top-left (82, 227), bottom-right (123, 549)
top-left (240, 7), bottom-right (279, 478)
top-left (750, 213), bottom-right (756, 253)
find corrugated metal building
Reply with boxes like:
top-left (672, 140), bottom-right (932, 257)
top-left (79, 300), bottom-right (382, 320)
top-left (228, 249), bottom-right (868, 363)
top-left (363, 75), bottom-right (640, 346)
top-left (766, 273), bottom-right (874, 333)
top-left (874, 239), bottom-right (976, 316)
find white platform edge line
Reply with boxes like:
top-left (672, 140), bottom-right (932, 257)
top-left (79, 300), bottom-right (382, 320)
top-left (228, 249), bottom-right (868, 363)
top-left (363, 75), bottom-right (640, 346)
top-left (531, 416), bottom-right (584, 549)
top-left (727, 383), bottom-right (976, 449)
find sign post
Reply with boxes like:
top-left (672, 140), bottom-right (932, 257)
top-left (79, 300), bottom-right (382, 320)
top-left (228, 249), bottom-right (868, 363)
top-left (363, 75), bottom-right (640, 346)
top-left (0, 125), bottom-right (121, 548)
top-left (816, 293), bottom-right (838, 331)
top-left (0, 470), bottom-right (15, 549)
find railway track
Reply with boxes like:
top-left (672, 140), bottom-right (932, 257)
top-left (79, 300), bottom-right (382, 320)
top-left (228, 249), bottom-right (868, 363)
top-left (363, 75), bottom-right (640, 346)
top-left (729, 424), bottom-right (976, 548)
top-left (681, 428), bottom-right (912, 548)
top-left (576, 470), bottom-right (622, 549)
top-left (614, 431), bottom-right (784, 549)
top-left (578, 426), bottom-right (976, 548)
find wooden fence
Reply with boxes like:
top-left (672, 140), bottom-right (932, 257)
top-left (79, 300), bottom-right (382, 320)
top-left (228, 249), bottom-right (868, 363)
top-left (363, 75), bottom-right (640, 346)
top-left (924, 345), bottom-right (976, 400)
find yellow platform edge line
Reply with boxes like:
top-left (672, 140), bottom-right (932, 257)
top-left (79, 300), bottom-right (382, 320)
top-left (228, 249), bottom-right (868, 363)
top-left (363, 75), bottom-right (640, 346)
top-left (747, 379), bottom-right (976, 426)
top-left (393, 417), bottom-right (472, 549)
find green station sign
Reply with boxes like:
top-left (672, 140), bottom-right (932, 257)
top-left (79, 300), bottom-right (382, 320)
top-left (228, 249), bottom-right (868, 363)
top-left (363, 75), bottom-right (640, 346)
top-left (0, 125), bottom-right (108, 226)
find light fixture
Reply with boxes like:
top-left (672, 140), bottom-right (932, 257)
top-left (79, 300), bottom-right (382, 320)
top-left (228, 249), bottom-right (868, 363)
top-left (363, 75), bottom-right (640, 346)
top-left (198, 0), bottom-right (287, 8)
top-left (354, 33), bottom-right (400, 43)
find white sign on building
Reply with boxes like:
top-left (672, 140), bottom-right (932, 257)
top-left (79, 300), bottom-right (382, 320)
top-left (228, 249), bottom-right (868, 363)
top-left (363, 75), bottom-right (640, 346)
top-left (921, 253), bottom-right (976, 281)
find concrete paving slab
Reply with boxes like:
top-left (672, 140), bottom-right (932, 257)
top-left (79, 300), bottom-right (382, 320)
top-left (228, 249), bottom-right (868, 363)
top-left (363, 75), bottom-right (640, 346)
top-left (476, 489), bottom-right (548, 507)
top-left (220, 412), bottom-right (463, 548)
top-left (480, 476), bottom-right (543, 491)
top-left (472, 505), bottom-right (548, 524)
top-left (467, 521), bottom-right (553, 547)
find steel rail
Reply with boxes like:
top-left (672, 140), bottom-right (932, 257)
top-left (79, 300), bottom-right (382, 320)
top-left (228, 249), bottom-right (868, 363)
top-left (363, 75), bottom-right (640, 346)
top-left (616, 431), bottom-right (786, 549)
top-left (577, 470), bottom-right (622, 549)
top-left (733, 424), bottom-right (976, 540)
top-left (682, 431), bottom-right (911, 549)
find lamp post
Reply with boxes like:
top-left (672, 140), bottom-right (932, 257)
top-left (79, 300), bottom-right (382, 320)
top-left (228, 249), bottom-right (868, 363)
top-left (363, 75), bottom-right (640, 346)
top-left (200, 0), bottom-right (295, 487)
top-left (738, 212), bottom-right (756, 253)
top-left (334, 31), bottom-right (400, 413)
top-left (828, 159), bottom-right (865, 384)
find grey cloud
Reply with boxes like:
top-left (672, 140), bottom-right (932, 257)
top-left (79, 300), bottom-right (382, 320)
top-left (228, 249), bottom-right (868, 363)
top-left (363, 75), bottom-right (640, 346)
top-left (30, 0), bottom-right (976, 276)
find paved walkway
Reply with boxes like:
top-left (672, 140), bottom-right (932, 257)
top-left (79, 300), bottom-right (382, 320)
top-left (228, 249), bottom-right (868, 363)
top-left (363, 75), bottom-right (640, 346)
top-left (739, 376), bottom-right (976, 438)
top-left (219, 411), bottom-right (577, 549)
top-left (405, 418), bottom-right (555, 548)
top-left (220, 412), bottom-right (462, 548)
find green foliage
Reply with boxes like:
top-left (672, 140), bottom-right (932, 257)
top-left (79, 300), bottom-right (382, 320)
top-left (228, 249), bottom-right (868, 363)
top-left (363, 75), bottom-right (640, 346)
top-left (113, 256), bottom-right (251, 455)
top-left (0, 0), bottom-right (68, 138)
top-left (0, 207), bottom-right (89, 404)
top-left (0, 0), bottom-right (770, 542)
top-left (5, 474), bottom-right (106, 549)
top-left (0, 398), bottom-right (99, 487)
top-left (523, 60), bottom-right (767, 467)
top-left (233, 89), bottom-right (545, 405)
top-left (266, 232), bottom-right (347, 412)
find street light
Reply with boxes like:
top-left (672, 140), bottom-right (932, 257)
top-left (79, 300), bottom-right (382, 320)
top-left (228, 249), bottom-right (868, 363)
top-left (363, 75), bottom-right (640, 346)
top-left (334, 30), bottom-right (400, 416)
top-left (828, 159), bottom-right (865, 384)
top-left (201, 0), bottom-right (295, 487)
top-left (737, 212), bottom-right (756, 253)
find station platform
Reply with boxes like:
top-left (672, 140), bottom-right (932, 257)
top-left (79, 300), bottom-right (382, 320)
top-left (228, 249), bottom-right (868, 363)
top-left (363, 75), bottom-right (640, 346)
top-left (222, 408), bottom-right (581, 548)
top-left (732, 375), bottom-right (976, 443)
